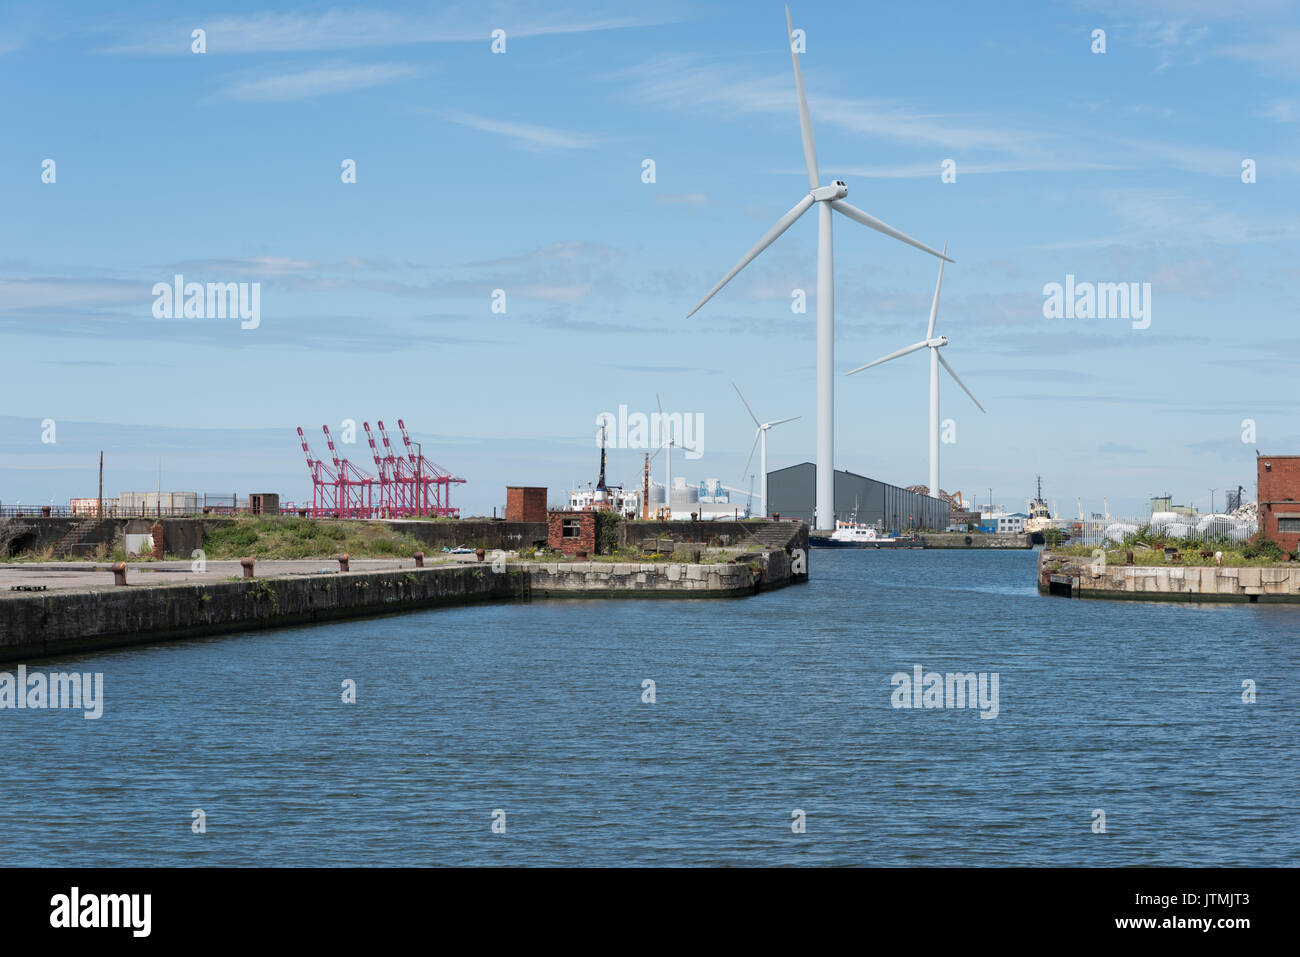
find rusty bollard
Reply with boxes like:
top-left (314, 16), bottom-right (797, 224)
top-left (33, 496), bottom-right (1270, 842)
top-left (1125, 550), bottom-right (1134, 565)
top-left (693, 548), bottom-right (701, 563)
top-left (475, 548), bottom-right (485, 563)
top-left (338, 553), bottom-right (350, 573)
top-left (112, 562), bottom-right (127, 586)
top-left (414, 551), bottom-right (424, 568)
top-left (241, 557), bottom-right (255, 579)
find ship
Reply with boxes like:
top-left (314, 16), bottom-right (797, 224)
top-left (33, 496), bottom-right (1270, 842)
top-left (815, 520), bottom-right (923, 548)
top-left (1023, 476), bottom-right (1056, 544)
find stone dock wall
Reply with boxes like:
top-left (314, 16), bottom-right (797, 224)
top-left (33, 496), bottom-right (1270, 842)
top-left (921, 532), bottom-right (1031, 549)
top-left (1038, 551), bottom-right (1300, 603)
top-left (0, 550), bottom-right (806, 662)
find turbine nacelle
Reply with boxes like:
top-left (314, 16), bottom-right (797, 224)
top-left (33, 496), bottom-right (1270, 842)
top-left (928, 336), bottom-right (948, 348)
top-left (810, 181), bottom-right (848, 202)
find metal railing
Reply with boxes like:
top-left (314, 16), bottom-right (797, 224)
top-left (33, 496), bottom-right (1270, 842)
top-left (1073, 517), bottom-right (1259, 547)
top-left (0, 502), bottom-right (300, 519)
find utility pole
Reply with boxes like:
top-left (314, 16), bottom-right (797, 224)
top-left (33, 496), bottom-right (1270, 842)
top-left (98, 451), bottom-right (103, 520)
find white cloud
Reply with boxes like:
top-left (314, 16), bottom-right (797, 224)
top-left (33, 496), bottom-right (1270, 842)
top-left (441, 111), bottom-right (600, 150)
top-left (212, 63), bottom-right (421, 102)
top-left (104, 7), bottom-right (677, 55)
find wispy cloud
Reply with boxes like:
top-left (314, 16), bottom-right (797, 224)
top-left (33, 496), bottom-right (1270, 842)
top-left (1259, 98), bottom-right (1299, 123)
top-left (212, 63), bottom-right (421, 102)
top-left (103, 7), bottom-right (677, 56)
top-left (441, 110), bottom-right (600, 150)
top-left (611, 54), bottom-right (1045, 153)
top-left (1214, 27), bottom-right (1300, 74)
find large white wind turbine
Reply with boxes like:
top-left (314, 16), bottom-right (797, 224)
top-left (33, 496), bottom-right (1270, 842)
top-left (686, 5), bottom-right (952, 530)
top-left (845, 244), bottom-right (984, 497)
top-left (733, 381), bottom-right (799, 519)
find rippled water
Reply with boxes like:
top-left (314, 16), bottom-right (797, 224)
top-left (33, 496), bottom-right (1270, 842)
top-left (4, 549), bottom-right (1297, 866)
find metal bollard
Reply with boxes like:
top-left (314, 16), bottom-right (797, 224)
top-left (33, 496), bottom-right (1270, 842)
top-left (693, 548), bottom-right (701, 563)
top-left (414, 551), bottom-right (424, 568)
top-left (241, 557), bottom-right (255, 579)
top-left (338, 553), bottom-right (350, 573)
top-left (112, 562), bottom-right (127, 586)
top-left (475, 548), bottom-right (485, 563)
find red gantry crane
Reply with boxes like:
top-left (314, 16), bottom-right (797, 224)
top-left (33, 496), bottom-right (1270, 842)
top-left (295, 419), bottom-right (463, 518)
top-left (297, 426), bottom-right (341, 517)
top-left (321, 424), bottom-right (377, 518)
top-left (397, 418), bottom-right (465, 517)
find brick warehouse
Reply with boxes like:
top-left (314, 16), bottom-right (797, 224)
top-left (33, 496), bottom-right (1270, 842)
top-left (1258, 454), bottom-right (1300, 555)
top-left (547, 510), bottom-right (597, 556)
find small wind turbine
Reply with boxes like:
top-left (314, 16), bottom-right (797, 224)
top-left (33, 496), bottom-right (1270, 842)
top-left (733, 381), bottom-right (799, 518)
top-left (845, 244), bottom-right (983, 496)
top-left (654, 394), bottom-right (698, 519)
top-left (686, 5), bottom-right (952, 531)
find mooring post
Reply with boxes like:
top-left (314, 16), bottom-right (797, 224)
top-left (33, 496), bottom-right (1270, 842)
top-left (241, 557), bottom-right (255, 579)
top-left (112, 562), bottom-right (127, 586)
top-left (338, 553), bottom-right (350, 573)
top-left (414, 551), bottom-right (424, 568)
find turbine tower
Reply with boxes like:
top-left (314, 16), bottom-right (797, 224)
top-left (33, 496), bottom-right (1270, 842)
top-left (654, 394), bottom-right (696, 519)
top-left (733, 381), bottom-right (799, 518)
top-left (845, 245), bottom-right (983, 496)
top-left (686, 5), bottom-right (952, 530)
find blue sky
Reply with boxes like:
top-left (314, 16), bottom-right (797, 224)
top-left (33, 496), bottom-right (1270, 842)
top-left (1, 0), bottom-right (1297, 517)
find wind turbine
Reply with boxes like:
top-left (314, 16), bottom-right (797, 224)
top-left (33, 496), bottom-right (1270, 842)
top-left (845, 245), bottom-right (983, 497)
top-left (653, 394), bottom-right (698, 519)
top-left (686, 5), bottom-right (952, 531)
top-left (733, 381), bottom-right (799, 518)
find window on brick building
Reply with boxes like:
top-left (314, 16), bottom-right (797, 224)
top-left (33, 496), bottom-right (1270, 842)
top-left (1278, 517), bottom-right (1300, 533)
top-left (562, 519), bottom-right (581, 538)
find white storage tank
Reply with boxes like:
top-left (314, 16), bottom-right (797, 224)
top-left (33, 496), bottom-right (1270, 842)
top-left (1149, 511), bottom-right (1179, 530)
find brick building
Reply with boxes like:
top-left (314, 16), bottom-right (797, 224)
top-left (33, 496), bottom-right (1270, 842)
top-left (506, 486), bottom-right (548, 523)
top-left (547, 510), bottom-right (596, 556)
top-left (1258, 454), bottom-right (1300, 554)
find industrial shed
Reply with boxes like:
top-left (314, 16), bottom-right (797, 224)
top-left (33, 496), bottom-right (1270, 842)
top-left (766, 463), bottom-right (952, 531)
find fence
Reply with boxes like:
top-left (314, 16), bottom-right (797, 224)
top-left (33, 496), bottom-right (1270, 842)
top-left (0, 496), bottom-right (299, 519)
top-left (1073, 516), bottom-right (1259, 548)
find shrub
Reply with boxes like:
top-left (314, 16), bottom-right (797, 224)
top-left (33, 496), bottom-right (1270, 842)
top-left (1243, 537), bottom-right (1284, 561)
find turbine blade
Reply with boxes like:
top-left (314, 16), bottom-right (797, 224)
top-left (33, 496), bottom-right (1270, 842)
top-left (844, 340), bottom-right (929, 376)
top-left (732, 381), bottom-right (761, 426)
top-left (687, 194), bottom-right (815, 317)
top-left (766, 415), bottom-right (801, 427)
top-left (786, 5), bottom-right (819, 190)
top-left (743, 428), bottom-right (760, 483)
top-left (925, 241), bottom-right (948, 339)
top-left (830, 200), bottom-right (953, 262)
top-left (937, 352), bottom-right (985, 412)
